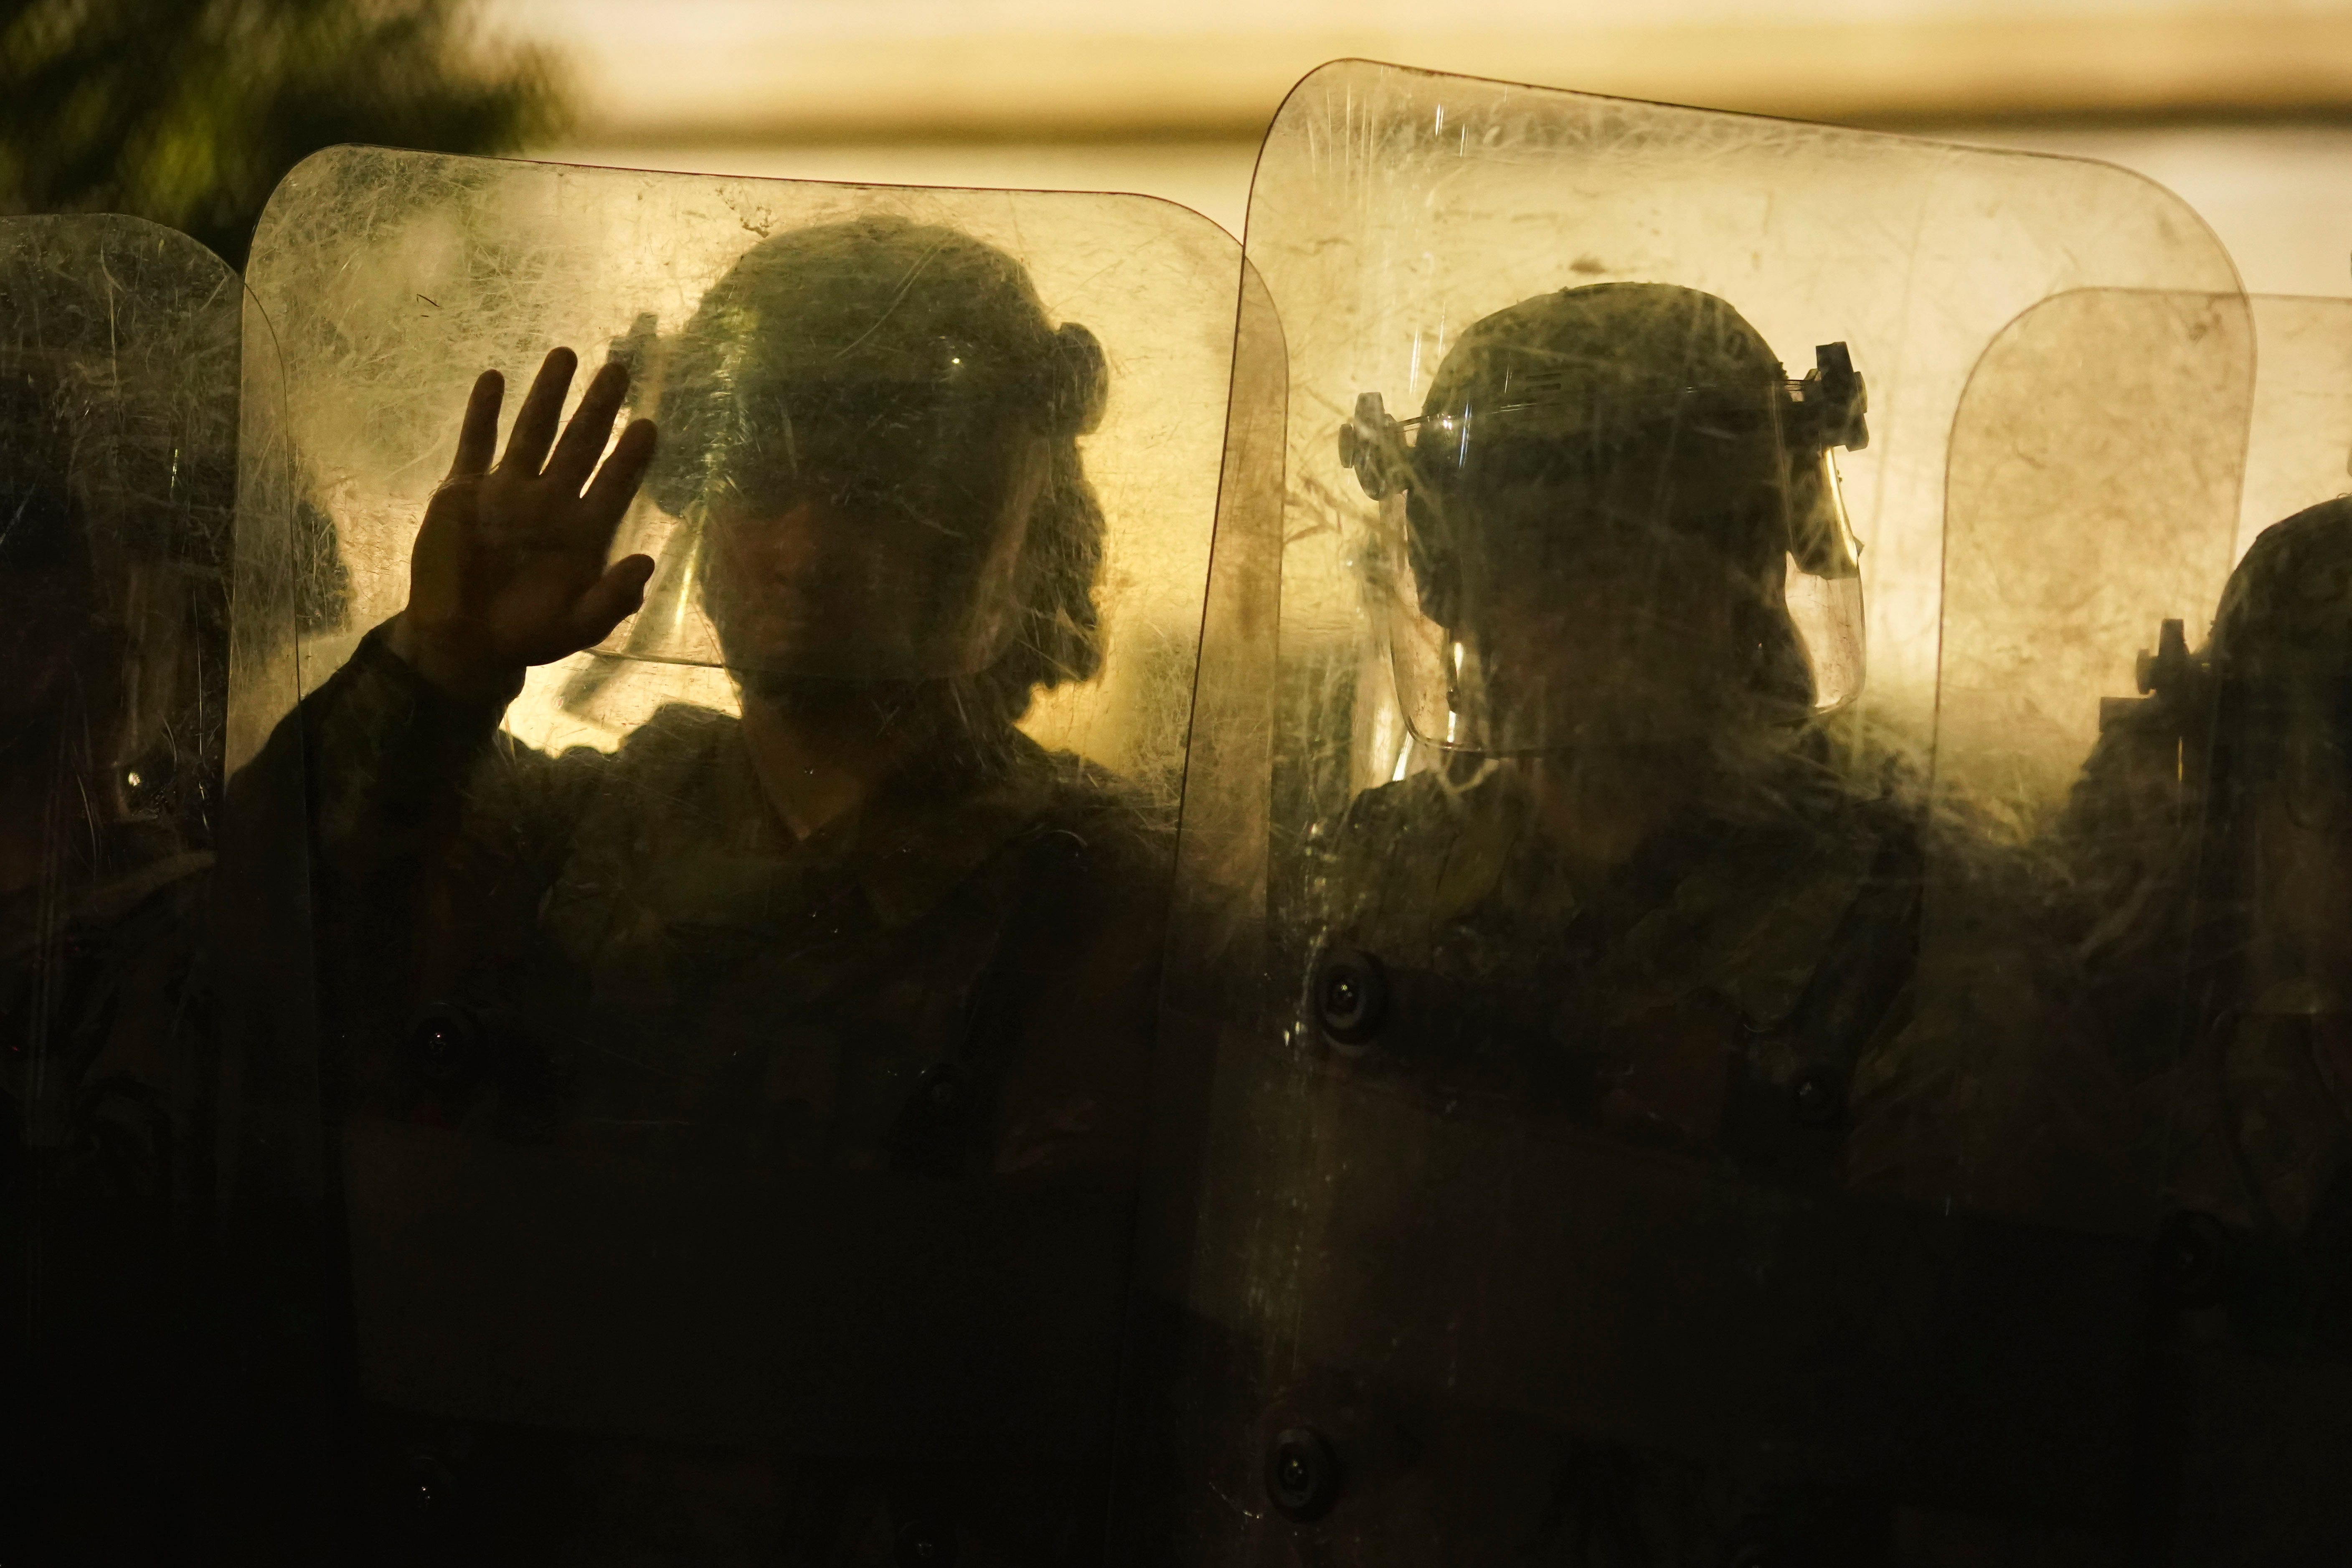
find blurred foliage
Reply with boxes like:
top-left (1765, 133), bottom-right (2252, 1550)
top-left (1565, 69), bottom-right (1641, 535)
top-left (0, 0), bottom-right (565, 268)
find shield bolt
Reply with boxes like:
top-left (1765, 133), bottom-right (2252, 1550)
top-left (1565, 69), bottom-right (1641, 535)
top-left (1266, 1426), bottom-right (1341, 1521)
top-left (1312, 945), bottom-right (1390, 1048)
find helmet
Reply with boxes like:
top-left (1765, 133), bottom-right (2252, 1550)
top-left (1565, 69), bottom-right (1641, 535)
top-left (1339, 284), bottom-right (1867, 753)
top-left (2210, 496), bottom-right (2352, 836)
top-left (624, 215), bottom-right (1109, 690)
top-left (2200, 499), bottom-right (2352, 1016)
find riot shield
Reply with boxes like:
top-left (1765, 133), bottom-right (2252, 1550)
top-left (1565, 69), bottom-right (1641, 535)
top-left (2168, 293), bottom-right (2352, 1564)
top-left (234, 145), bottom-right (1254, 1561)
top-left (1907, 290), bottom-right (2352, 1564)
top-left (0, 215), bottom-right (245, 1560)
top-left (1868, 284), bottom-right (2256, 1559)
top-left (1122, 59), bottom-right (2255, 1564)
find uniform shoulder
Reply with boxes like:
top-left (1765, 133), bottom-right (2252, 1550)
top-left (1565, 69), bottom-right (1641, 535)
top-left (1014, 742), bottom-right (1176, 887)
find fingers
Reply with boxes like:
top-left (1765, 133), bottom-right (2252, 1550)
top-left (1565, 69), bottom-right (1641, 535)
top-left (581, 418), bottom-right (660, 533)
top-left (568, 554), bottom-right (657, 647)
top-left (500, 347), bottom-right (578, 475)
top-left (447, 370), bottom-right (504, 480)
top-left (546, 360), bottom-right (633, 493)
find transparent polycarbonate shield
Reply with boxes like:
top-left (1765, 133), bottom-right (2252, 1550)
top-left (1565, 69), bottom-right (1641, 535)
top-left (1118, 61), bottom-right (2253, 1565)
top-left (1928, 289), bottom-right (2253, 856)
top-left (1248, 60), bottom-right (2240, 804)
top-left (0, 214), bottom-right (244, 1560)
top-left (1916, 292), bottom-right (2352, 1564)
top-left (238, 146), bottom-right (1253, 1561)
top-left (249, 145), bottom-right (1238, 782)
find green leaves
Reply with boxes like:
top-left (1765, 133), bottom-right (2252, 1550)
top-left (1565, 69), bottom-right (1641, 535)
top-left (0, 0), bottom-right (565, 266)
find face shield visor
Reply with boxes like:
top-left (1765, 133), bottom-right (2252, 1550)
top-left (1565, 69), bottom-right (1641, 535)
top-left (665, 344), bottom-right (1054, 683)
top-left (606, 265), bottom-right (1106, 689)
top-left (1338, 343), bottom-right (1868, 758)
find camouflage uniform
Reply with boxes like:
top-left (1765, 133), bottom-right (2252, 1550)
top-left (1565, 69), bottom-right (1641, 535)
top-left (1177, 282), bottom-right (1951, 1564)
top-left (1839, 499), bottom-right (2352, 1563)
top-left (1321, 746), bottom-right (1919, 1165)
top-left (273, 620), bottom-right (1166, 1565)
top-left (222, 209), bottom-right (1170, 1563)
top-left (2, 834), bottom-right (211, 1565)
top-left (306, 627), bottom-right (1163, 1178)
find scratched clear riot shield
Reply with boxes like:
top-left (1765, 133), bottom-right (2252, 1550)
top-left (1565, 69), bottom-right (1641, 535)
top-left (1908, 289), bottom-right (2352, 1564)
top-left (235, 146), bottom-right (1252, 1561)
top-left (1118, 59), bottom-right (2258, 1565)
top-left (0, 214), bottom-right (246, 1560)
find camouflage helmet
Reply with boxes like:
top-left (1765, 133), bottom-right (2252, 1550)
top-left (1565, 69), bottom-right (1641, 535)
top-left (2212, 497), bottom-right (2352, 668)
top-left (1421, 283), bottom-right (1786, 440)
top-left (1341, 282), bottom-right (1865, 631)
top-left (644, 214), bottom-right (1107, 520)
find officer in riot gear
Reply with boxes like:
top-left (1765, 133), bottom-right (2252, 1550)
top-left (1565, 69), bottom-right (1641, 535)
top-left (1867, 495), bottom-right (2352, 1564)
top-left (1321, 282), bottom-right (1903, 1168)
top-left (1120, 60), bottom-right (2279, 1568)
top-left (1222, 281), bottom-right (1929, 1563)
top-left (258, 213), bottom-right (1165, 1564)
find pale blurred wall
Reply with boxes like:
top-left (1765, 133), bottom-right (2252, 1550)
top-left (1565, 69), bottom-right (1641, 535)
top-left (541, 127), bottom-right (2352, 298)
top-left (514, 1), bottom-right (2352, 293)
top-left (513, 0), bottom-right (2352, 134)
top-left (1905, 123), bottom-right (2352, 297)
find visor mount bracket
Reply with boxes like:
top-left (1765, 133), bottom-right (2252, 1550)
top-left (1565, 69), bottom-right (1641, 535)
top-left (2135, 617), bottom-right (2192, 698)
top-left (1340, 392), bottom-right (1408, 500)
top-left (1807, 342), bottom-right (1869, 453)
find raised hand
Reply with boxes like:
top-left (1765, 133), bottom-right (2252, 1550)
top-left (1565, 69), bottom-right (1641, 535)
top-left (388, 348), bottom-right (658, 705)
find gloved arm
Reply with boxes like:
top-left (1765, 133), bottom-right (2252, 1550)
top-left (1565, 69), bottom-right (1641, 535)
top-left (241, 348), bottom-right (659, 1116)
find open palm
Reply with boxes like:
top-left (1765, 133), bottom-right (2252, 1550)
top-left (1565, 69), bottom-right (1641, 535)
top-left (390, 348), bottom-right (658, 703)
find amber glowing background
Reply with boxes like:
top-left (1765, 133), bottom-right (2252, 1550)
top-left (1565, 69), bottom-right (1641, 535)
top-left (381, 1), bottom-right (2352, 790)
top-left (495, 0), bottom-right (2352, 295)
